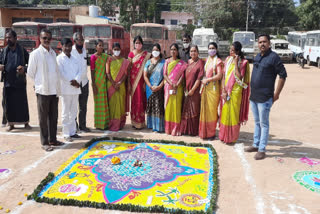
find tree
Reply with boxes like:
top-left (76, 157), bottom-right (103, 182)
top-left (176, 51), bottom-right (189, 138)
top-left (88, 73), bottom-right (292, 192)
top-left (250, 0), bottom-right (298, 35)
top-left (297, 0), bottom-right (320, 30)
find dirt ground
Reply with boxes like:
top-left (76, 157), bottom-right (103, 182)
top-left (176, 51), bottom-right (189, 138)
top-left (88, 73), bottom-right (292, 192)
top-left (0, 63), bottom-right (319, 214)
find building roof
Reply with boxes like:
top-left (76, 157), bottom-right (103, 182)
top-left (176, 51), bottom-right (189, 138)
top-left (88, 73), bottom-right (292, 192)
top-left (2, 4), bottom-right (70, 10)
top-left (131, 23), bottom-right (165, 27)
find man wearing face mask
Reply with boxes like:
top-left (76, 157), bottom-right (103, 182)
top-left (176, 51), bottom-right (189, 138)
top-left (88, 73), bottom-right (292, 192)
top-left (57, 38), bottom-right (84, 142)
top-left (71, 32), bottom-right (90, 133)
top-left (0, 30), bottom-right (31, 131)
top-left (179, 34), bottom-right (192, 63)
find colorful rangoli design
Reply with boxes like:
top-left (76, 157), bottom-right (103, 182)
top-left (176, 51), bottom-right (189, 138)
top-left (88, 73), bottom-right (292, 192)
top-left (293, 171), bottom-right (320, 194)
top-left (31, 138), bottom-right (218, 213)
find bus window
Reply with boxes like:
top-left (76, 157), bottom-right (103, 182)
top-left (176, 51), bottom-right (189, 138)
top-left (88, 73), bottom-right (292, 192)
top-left (14, 26), bottom-right (38, 36)
top-left (48, 27), bottom-right (59, 38)
top-left (0, 28), bottom-right (5, 39)
top-left (120, 29), bottom-right (124, 39)
top-left (146, 27), bottom-right (162, 39)
top-left (83, 26), bottom-right (96, 37)
top-left (164, 29), bottom-right (168, 40)
top-left (97, 26), bottom-right (111, 38)
top-left (131, 26), bottom-right (145, 38)
top-left (61, 26), bottom-right (73, 38)
top-left (112, 28), bottom-right (122, 39)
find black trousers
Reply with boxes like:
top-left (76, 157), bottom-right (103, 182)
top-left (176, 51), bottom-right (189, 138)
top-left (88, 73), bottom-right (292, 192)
top-left (77, 82), bottom-right (89, 130)
top-left (36, 94), bottom-right (58, 145)
top-left (2, 87), bottom-right (7, 125)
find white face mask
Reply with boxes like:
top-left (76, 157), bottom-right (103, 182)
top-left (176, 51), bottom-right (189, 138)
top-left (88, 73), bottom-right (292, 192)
top-left (152, 51), bottom-right (160, 58)
top-left (183, 43), bottom-right (190, 49)
top-left (113, 50), bottom-right (120, 56)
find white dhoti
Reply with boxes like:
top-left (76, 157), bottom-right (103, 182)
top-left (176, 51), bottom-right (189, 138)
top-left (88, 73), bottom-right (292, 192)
top-left (61, 95), bottom-right (79, 137)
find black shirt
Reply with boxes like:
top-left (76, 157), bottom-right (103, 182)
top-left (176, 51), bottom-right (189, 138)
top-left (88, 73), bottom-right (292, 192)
top-left (250, 49), bottom-right (287, 103)
top-left (179, 48), bottom-right (190, 63)
top-left (0, 45), bottom-right (29, 88)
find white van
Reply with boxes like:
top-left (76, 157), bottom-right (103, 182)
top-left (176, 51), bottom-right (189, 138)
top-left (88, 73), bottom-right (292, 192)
top-left (193, 28), bottom-right (219, 58)
top-left (303, 30), bottom-right (320, 68)
top-left (233, 31), bottom-right (255, 60)
top-left (271, 39), bottom-right (293, 62)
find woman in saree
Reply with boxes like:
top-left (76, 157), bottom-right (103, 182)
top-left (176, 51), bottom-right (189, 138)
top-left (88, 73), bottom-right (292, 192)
top-left (143, 43), bottom-right (165, 132)
top-left (128, 36), bottom-right (151, 129)
top-left (106, 42), bottom-right (130, 131)
top-left (219, 41), bottom-right (250, 143)
top-left (199, 42), bottom-right (223, 140)
top-left (163, 43), bottom-right (188, 136)
top-left (180, 45), bottom-right (204, 136)
top-left (90, 39), bottom-right (110, 130)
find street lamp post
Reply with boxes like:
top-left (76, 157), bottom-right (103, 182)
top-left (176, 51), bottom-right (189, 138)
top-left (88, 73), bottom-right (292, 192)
top-left (246, 0), bottom-right (250, 31)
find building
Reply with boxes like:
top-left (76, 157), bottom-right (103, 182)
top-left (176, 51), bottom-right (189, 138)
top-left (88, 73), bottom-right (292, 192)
top-left (0, 4), bottom-right (71, 27)
top-left (160, 11), bottom-right (194, 30)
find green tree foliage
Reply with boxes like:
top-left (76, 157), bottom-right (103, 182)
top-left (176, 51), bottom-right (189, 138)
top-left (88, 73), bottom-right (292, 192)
top-left (297, 0), bottom-right (320, 30)
top-left (250, 0), bottom-right (298, 35)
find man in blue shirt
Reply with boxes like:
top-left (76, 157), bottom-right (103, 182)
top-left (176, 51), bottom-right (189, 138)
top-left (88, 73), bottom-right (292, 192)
top-left (245, 34), bottom-right (287, 160)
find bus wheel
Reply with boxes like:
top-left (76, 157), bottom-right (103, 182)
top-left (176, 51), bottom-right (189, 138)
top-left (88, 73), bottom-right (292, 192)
top-left (318, 58), bottom-right (320, 69)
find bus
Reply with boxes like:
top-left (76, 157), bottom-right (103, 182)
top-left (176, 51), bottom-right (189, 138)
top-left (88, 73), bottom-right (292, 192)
top-left (303, 30), bottom-right (320, 68)
top-left (47, 22), bottom-right (82, 53)
top-left (193, 28), bottom-right (219, 58)
top-left (130, 23), bottom-right (176, 58)
top-left (83, 24), bottom-right (130, 59)
top-left (12, 22), bottom-right (47, 52)
top-left (233, 31), bottom-right (255, 61)
top-left (287, 31), bottom-right (307, 61)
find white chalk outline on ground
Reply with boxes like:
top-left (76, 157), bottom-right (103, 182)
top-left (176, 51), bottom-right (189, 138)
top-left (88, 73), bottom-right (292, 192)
top-left (10, 200), bottom-right (36, 214)
top-left (234, 143), bottom-right (265, 214)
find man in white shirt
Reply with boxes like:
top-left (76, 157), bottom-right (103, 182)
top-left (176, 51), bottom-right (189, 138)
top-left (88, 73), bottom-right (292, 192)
top-left (71, 32), bottom-right (90, 132)
top-left (27, 29), bottom-right (63, 152)
top-left (57, 38), bottom-right (83, 142)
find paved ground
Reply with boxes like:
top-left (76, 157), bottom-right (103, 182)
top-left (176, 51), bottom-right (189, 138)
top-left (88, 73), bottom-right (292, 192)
top-left (0, 63), bottom-right (319, 214)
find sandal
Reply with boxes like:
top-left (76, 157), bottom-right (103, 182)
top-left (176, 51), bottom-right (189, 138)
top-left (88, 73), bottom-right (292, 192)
top-left (49, 141), bottom-right (65, 146)
top-left (42, 145), bottom-right (54, 152)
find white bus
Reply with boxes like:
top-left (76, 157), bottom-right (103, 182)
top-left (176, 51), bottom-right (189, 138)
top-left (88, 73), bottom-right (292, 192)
top-left (193, 28), bottom-right (219, 58)
top-left (233, 31), bottom-right (255, 61)
top-left (287, 31), bottom-right (307, 61)
top-left (303, 30), bottom-right (320, 68)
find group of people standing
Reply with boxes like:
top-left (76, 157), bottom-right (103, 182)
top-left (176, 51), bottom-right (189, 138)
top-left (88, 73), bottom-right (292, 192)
top-left (0, 29), bottom-right (287, 160)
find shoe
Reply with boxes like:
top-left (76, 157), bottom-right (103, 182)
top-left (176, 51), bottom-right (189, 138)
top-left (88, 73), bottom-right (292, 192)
top-left (71, 134), bottom-right (81, 139)
top-left (245, 146), bottom-right (258, 153)
top-left (6, 125), bottom-right (14, 132)
top-left (79, 127), bottom-right (91, 133)
top-left (41, 145), bottom-right (54, 152)
top-left (254, 152), bottom-right (266, 160)
top-left (24, 124), bottom-right (32, 130)
top-left (64, 136), bottom-right (73, 142)
top-left (49, 141), bottom-right (65, 146)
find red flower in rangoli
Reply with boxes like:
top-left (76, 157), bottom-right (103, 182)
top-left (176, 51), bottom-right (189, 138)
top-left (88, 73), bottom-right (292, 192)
top-left (196, 148), bottom-right (207, 154)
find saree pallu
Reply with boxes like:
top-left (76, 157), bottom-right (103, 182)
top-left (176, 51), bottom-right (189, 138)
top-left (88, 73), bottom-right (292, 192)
top-left (145, 59), bottom-right (165, 132)
top-left (219, 57), bottom-right (250, 143)
top-left (129, 51), bottom-right (151, 129)
top-left (180, 60), bottom-right (204, 136)
top-left (106, 57), bottom-right (130, 131)
top-left (93, 53), bottom-right (110, 129)
top-left (164, 59), bottom-right (187, 136)
top-left (199, 57), bottom-right (223, 139)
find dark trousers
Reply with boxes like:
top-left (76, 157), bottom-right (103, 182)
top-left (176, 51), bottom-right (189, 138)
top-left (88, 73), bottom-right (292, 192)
top-left (77, 82), bottom-right (89, 130)
top-left (36, 94), bottom-right (59, 145)
top-left (2, 87), bottom-right (7, 125)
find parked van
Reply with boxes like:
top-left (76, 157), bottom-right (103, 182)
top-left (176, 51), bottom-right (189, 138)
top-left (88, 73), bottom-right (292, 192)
top-left (233, 31), bottom-right (255, 60)
top-left (271, 39), bottom-right (293, 62)
top-left (193, 28), bottom-right (218, 58)
top-left (303, 30), bottom-right (320, 68)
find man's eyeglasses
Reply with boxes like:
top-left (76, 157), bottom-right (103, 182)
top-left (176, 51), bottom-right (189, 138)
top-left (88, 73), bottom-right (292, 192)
top-left (41, 37), bottom-right (52, 41)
